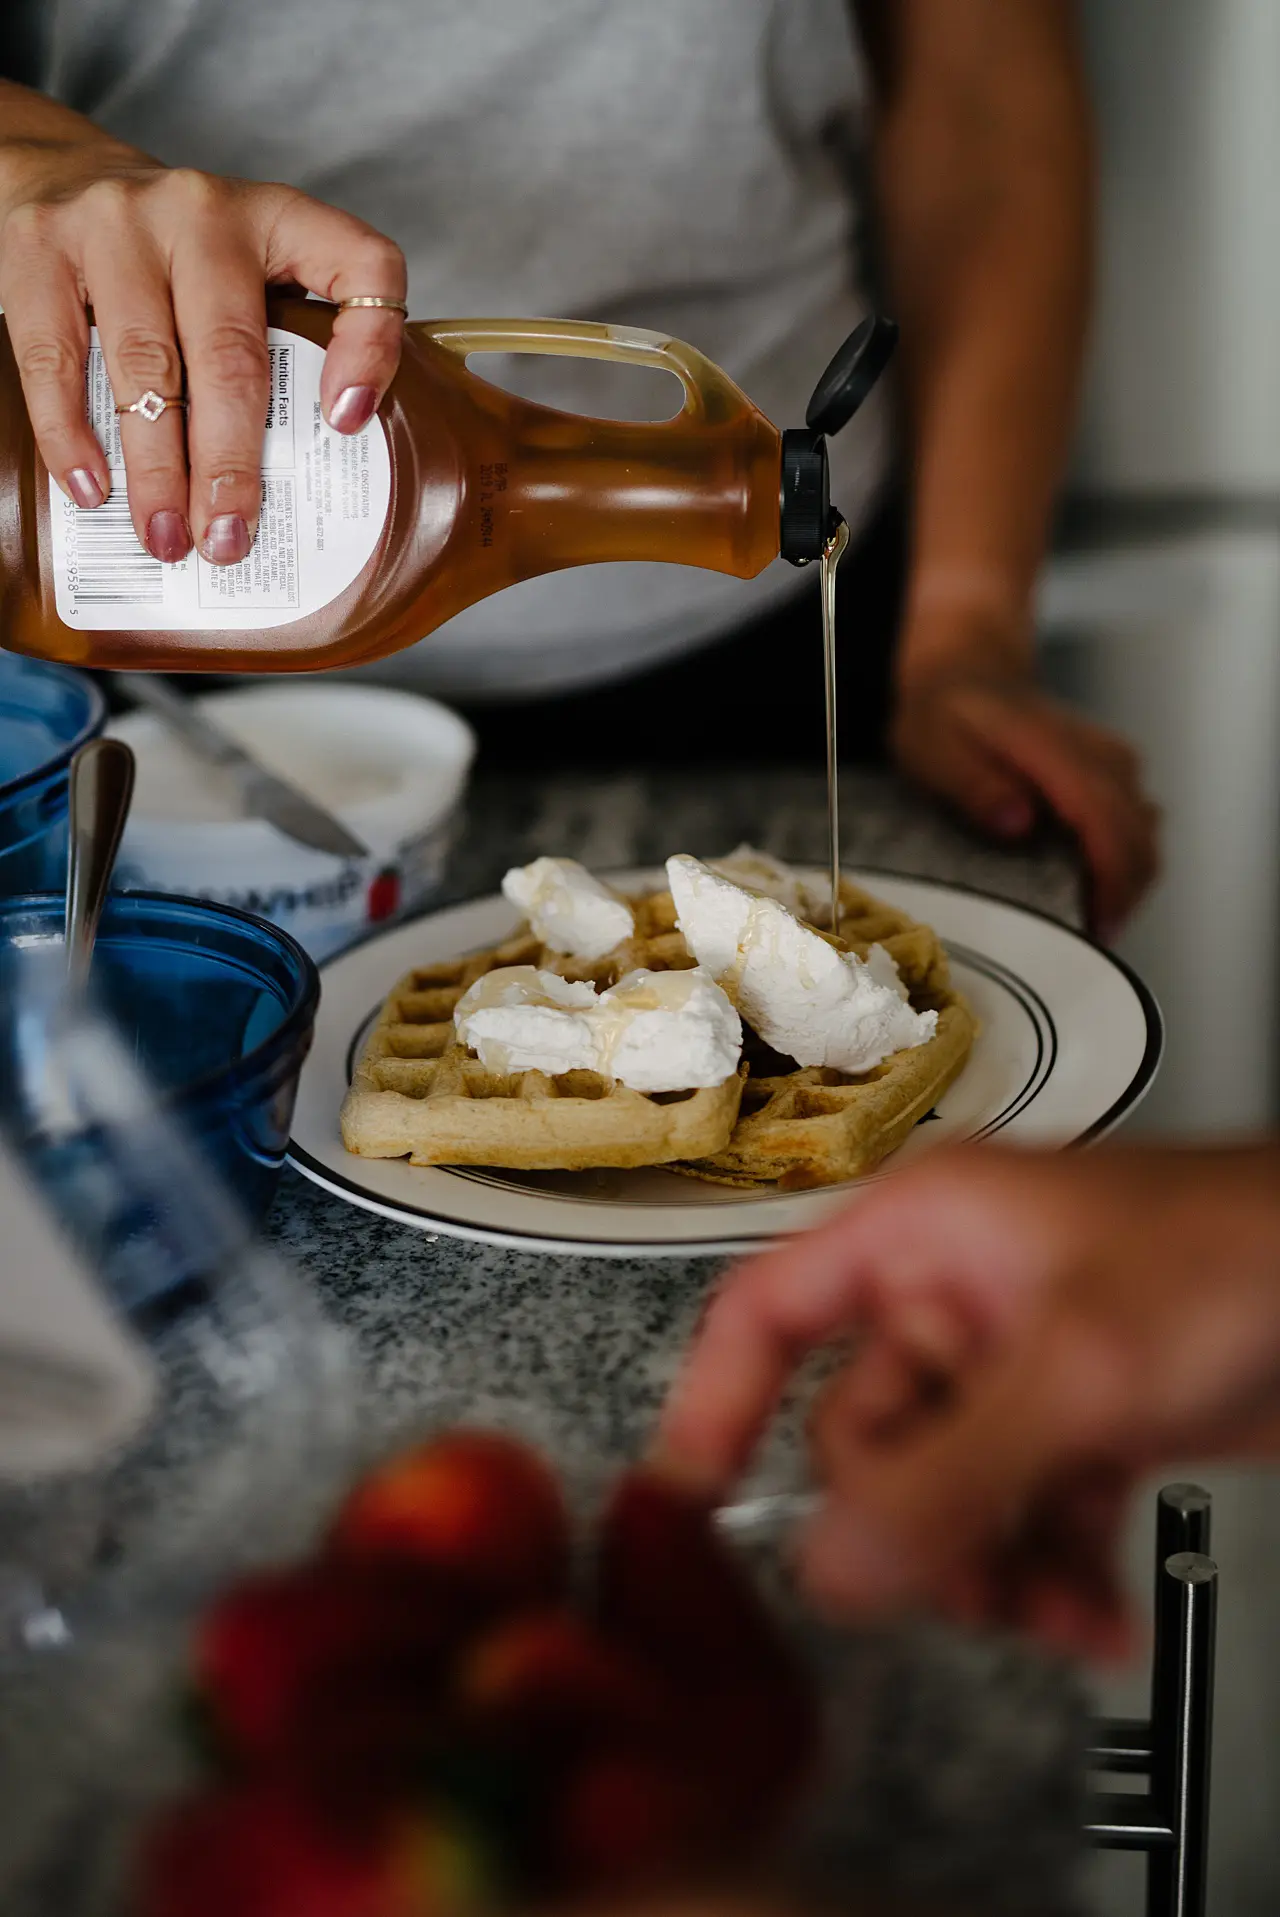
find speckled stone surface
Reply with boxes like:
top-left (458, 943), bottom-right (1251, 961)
top-left (268, 765), bottom-right (1082, 1478)
top-left (258, 771), bottom-right (1090, 1914)
top-left (0, 771), bottom-right (1091, 1917)
top-left (427, 766), bottom-right (1084, 922)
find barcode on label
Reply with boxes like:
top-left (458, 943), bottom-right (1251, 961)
top-left (69, 499), bottom-right (164, 605)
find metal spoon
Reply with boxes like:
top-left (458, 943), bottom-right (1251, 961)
top-left (64, 738), bottom-right (136, 993)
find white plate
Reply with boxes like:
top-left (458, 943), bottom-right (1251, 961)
top-left (288, 868), bottom-right (1162, 1258)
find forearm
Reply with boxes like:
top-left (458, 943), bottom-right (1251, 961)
top-left (860, 2), bottom-right (1093, 682)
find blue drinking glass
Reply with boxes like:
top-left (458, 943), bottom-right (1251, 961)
top-left (0, 657), bottom-right (106, 898)
top-left (0, 892), bottom-right (319, 1302)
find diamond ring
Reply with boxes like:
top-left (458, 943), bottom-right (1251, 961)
top-left (114, 391), bottom-right (188, 423)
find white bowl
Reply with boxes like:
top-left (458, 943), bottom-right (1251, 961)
top-left (108, 685), bottom-right (475, 961)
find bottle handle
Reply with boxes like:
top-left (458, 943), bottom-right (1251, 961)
top-left (419, 318), bottom-right (747, 425)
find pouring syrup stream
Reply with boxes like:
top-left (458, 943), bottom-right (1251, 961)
top-left (821, 514), bottom-right (849, 933)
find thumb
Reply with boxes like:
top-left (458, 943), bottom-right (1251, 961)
top-left (797, 1324), bottom-right (1087, 1615)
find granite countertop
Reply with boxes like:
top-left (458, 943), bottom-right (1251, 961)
top-left (261, 769), bottom-right (1089, 1915)
top-left (268, 765), bottom-right (1082, 1479)
top-left (1, 769), bottom-right (1091, 1917)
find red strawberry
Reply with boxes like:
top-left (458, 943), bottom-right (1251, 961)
top-left (596, 1469), bottom-right (819, 1823)
top-left (546, 1749), bottom-right (728, 1897)
top-left (328, 1432), bottom-right (570, 1611)
top-left (137, 1786), bottom-right (488, 1917)
top-left (457, 1610), bottom-right (675, 1759)
top-left (195, 1561), bottom-right (466, 1779)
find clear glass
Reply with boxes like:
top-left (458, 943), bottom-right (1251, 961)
top-left (0, 656), bottom-right (106, 896)
top-left (0, 952), bottom-right (352, 1911)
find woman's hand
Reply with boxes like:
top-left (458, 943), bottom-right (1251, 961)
top-left (0, 84), bottom-right (406, 564)
top-left (891, 659), bottom-right (1160, 942)
top-left (657, 1144), bottom-right (1280, 1660)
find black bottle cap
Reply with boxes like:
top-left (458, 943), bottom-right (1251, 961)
top-left (779, 429), bottom-right (829, 565)
top-left (805, 315), bottom-right (899, 438)
top-left (780, 314), bottom-right (897, 566)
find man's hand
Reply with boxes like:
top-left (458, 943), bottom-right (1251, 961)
top-left (0, 80), bottom-right (406, 566)
top-left (657, 1144), bottom-right (1280, 1660)
top-left (892, 659), bottom-right (1161, 940)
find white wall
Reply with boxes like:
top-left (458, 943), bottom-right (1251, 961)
top-left (1040, 531), bottom-right (1280, 1136)
top-left (1075, 0), bottom-right (1280, 493)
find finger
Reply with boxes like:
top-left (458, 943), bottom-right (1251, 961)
top-left (655, 1150), bottom-right (1030, 1493)
top-left (794, 1319), bottom-right (1106, 1617)
top-left (1070, 777), bottom-right (1160, 940)
top-left (808, 1297), bottom-right (974, 1455)
top-left (1081, 726), bottom-right (1143, 784)
top-left (82, 212), bottom-right (191, 562)
top-left (1072, 745), bottom-right (1162, 919)
top-left (654, 1192), bottom-right (898, 1494)
top-left (940, 1546), bottom-right (1134, 1660)
top-left (171, 225), bottom-right (270, 565)
top-left (1014, 1577), bottom-right (1136, 1663)
top-left (322, 303), bottom-right (406, 433)
top-left (897, 697), bottom-right (1037, 838)
top-left (810, 1342), bottom-right (934, 1448)
top-left (262, 192), bottom-right (407, 433)
top-left (985, 1469), bottom-right (1136, 1656)
top-left (0, 218), bottom-right (110, 509)
top-left (963, 697), bottom-right (1159, 933)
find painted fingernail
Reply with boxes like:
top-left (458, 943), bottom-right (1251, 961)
top-left (67, 468), bottom-right (105, 509)
top-left (329, 384), bottom-right (378, 434)
top-left (202, 515), bottom-right (251, 565)
top-left (990, 799), bottom-right (1033, 837)
top-left (146, 510), bottom-right (192, 564)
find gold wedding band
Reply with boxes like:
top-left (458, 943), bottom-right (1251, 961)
top-left (114, 390), bottom-right (187, 423)
top-left (338, 296), bottom-right (408, 316)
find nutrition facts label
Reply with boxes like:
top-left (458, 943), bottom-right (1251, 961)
top-left (48, 327), bottom-right (392, 631)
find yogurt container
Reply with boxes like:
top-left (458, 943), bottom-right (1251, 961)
top-left (109, 685), bottom-right (475, 961)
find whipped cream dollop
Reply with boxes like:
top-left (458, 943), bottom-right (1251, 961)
top-left (666, 854), bottom-right (935, 1074)
top-left (708, 844), bottom-right (809, 917)
top-left (453, 967), bottom-right (601, 1078)
top-left (501, 857), bottom-right (633, 960)
top-left (454, 963), bottom-right (741, 1092)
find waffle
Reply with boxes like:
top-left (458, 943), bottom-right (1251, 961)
top-left (673, 876), bottom-right (976, 1190)
top-left (340, 893), bottom-right (744, 1169)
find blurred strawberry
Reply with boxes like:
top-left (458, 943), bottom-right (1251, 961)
top-left (546, 1748), bottom-right (728, 1898)
top-left (195, 1560), bottom-right (466, 1779)
top-left (328, 1431), bottom-right (570, 1610)
top-left (596, 1469), bottom-right (819, 1824)
top-left (137, 1786), bottom-right (490, 1917)
top-left (456, 1610), bottom-right (675, 1760)
top-left (598, 1469), bottom-right (789, 1682)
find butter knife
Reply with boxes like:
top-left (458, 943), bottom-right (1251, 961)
top-left (116, 675), bottom-right (369, 860)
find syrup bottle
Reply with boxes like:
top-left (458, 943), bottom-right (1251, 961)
top-left (0, 300), bottom-right (895, 674)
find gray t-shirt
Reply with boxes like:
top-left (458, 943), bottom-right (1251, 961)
top-left (6, 0), bottom-right (890, 697)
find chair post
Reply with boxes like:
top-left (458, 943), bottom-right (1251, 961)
top-left (1084, 1483), bottom-right (1217, 1917)
top-left (1146, 1549), bottom-right (1218, 1917)
top-left (1152, 1484), bottom-right (1212, 1699)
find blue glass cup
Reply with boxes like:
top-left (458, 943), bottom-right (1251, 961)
top-left (0, 892), bottom-right (319, 1302)
top-left (0, 657), bottom-right (106, 897)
